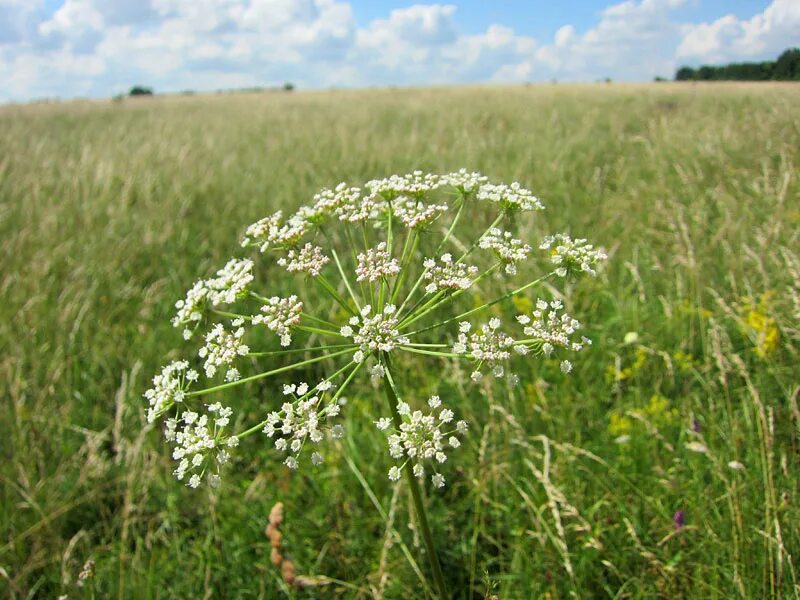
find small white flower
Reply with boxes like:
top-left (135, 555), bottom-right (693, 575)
top-left (479, 228), bottom-right (531, 274)
top-left (198, 322), bottom-right (249, 378)
top-left (393, 197), bottom-right (448, 229)
top-left (252, 296), bottom-right (303, 347)
top-left (377, 396), bottom-right (466, 489)
top-left (144, 360), bottom-right (195, 423)
top-left (375, 417), bottom-right (392, 430)
top-left (728, 460), bottom-right (745, 471)
top-left (432, 473), bottom-right (445, 488)
top-left (520, 299), bottom-right (586, 353)
top-left (540, 233), bottom-right (607, 277)
top-left (477, 182), bottom-right (544, 212)
top-left (241, 210), bottom-right (310, 251)
top-left (277, 243), bottom-right (330, 277)
top-left (340, 304), bottom-right (409, 359)
top-left (560, 360), bottom-right (573, 374)
top-left (355, 242), bottom-right (400, 282)
top-left (455, 320), bottom-right (516, 381)
top-left (388, 466), bottom-right (402, 481)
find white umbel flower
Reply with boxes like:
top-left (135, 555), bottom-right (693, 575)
top-left (439, 169), bottom-right (488, 193)
top-left (540, 233), bottom-right (607, 277)
top-left (172, 258), bottom-right (254, 330)
top-left (422, 253), bottom-right (478, 294)
top-left (479, 228), bottom-right (532, 275)
top-left (453, 319), bottom-right (516, 380)
top-left (340, 304), bottom-right (409, 358)
top-left (393, 197), bottom-right (448, 229)
top-left (198, 322), bottom-right (249, 378)
top-left (241, 210), bottom-right (310, 251)
top-left (168, 404), bottom-right (236, 488)
top-left (263, 380), bottom-right (341, 470)
top-left (253, 295), bottom-right (303, 346)
top-left (355, 242), bottom-right (400, 282)
top-left (310, 183), bottom-right (362, 221)
top-left (277, 243), bottom-right (330, 277)
top-left (376, 395), bottom-right (468, 487)
top-left (517, 298), bottom-right (587, 353)
top-left (367, 170), bottom-right (441, 198)
top-left (477, 182), bottom-right (544, 212)
top-left (144, 360), bottom-right (198, 423)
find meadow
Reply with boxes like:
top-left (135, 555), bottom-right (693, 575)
top-left (1, 82), bottom-right (798, 599)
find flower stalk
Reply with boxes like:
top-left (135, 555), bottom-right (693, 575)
top-left (382, 355), bottom-right (449, 599)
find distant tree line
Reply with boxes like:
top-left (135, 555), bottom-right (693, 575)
top-left (676, 48), bottom-right (800, 81)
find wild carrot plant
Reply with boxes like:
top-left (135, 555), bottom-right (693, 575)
top-left (144, 169), bottom-right (606, 595)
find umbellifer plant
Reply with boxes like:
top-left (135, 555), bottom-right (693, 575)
top-left (144, 169), bottom-right (607, 596)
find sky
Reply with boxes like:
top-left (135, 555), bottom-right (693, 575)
top-left (0, 0), bottom-right (798, 102)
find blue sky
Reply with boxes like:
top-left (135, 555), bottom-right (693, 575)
top-left (1, 1), bottom-right (797, 102)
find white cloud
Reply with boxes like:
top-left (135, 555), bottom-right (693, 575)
top-left (509, 0), bottom-right (687, 81)
top-left (0, 0), bottom-right (797, 102)
top-left (677, 0), bottom-right (800, 63)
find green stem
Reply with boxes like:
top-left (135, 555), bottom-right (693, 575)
top-left (397, 198), bottom-right (464, 315)
top-left (382, 356), bottom-right (449, 599)
top-left (248, 344), bottom-right (356, 357)
top-left (314, 275), bottom-right (357, 316)
top-left (331, 248), bottom-right (363, 311)
top-left (408, 271), bottom-right (555, 337)
top-left (297, 324), bottom-right (345, 338)
top-left (301, 312), bottom-right (341, 329)
top-left (186, 348), bottom-right (354, 397)
top-left (399, 346), bottom-right (465, 359)
top-left (390, 229), bottom-right (418, 305)
top-left (400, 264), bottom-right (500, 331)
top-left (235, 360), bottom-right (358, 439)
top-left (456, 213), bottom-right (503, 264)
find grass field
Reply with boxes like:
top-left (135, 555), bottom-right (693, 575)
top-left (1, 83), bottom-right (799, 599)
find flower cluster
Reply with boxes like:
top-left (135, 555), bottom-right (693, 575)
top-left (253, 296), bottom-right (303, 346)
top-left (517, 298), bottom-right (587, 356)
top-left (335, 191), bottom-right (383, 223)
top-left (277, 243), bottom-right (330, 277)
top-left (479, 228), bottom-right (532, 275)
top-left (241, 210), bottom-right (309, 252)
top-left (144, 360), bottom-right (199, 423)
top-left (172, 258), bottom-right (254, 332)
top-left (376, 396), bottom-right (468, 487)
top-left (198, 321), bottom-right (249, 379)
top-left (367, 170), bottom-right (441, 199)
top-left (439, 168), bottom-right (488, 193)
top-left (147, 169), bottom-right (606, 495)
top-left (309, 183), bottom-right (361, 222)
top-left (423, 253), bottom-right (479, 294)
top-left (540, 233), bottom-right (607, 277)
top-left (454, 319), bottom-right (526, 381)
top-left (263, 381), bottom-right (343, 469)
top-left (355, 242), bottom-right (401, 282)
top-left (477, 182), bottom-right (544, 213)
top-left (393, 197), bottom-right (448, 229)
top-left (165, 403), bottom-right (238, 488)
top-left (340, 304), bottom-right (409, 362)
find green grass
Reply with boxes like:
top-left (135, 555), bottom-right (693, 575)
top-left (1, 83), bottom-right (798, 599)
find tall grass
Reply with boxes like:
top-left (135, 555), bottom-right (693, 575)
top-left (1, 83), bottom-right (798, 598)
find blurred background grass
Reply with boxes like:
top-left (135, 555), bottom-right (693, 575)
top-left (1, 83), bottom-right (798, 598)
